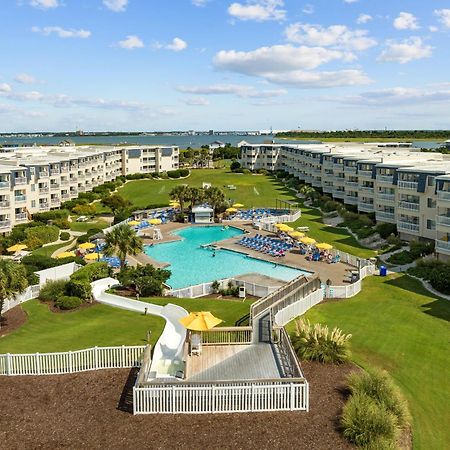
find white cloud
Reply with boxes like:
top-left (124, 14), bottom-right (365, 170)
top-left (176, 84), bottom-right (287, 98)
top-left (183, 97), bottom-right (210, 106)
top-left (29, 0), bottom-right (59, 9)
top-left (357, 14), bottom-right (372, 25)
top-left (377, 37), bottom-right (432, 64)
top-left (191, 0), bottom-right (208, 6)
top-left (214, 44), bottom-right (355, 74)
top-left (302, 4), bottom-right (314, 15)
top-left (394, 12), bottom-right (420, 30)
top-left (228, 0), bottom-right (286, 22)
top-left (343, 0), bottom-right (358, 3)
top-left (166, 37), bottom-right (188, 52)
top-left (103, 0), bottom-right (128, 12)
top-left (429, 26), bottom-right (438, 33)
top-left (14, 73), bottom-right (38, 85)
top-left (434, 9), bottom-right (450, 28)
top-left (118, 35), bottom-right (144, 49)
top-left (0, 83), bottom-right (12, 93)
top-left (32, 26), bottom-right (91, 39)
top-left (284, 23), bottom-right (377, 51)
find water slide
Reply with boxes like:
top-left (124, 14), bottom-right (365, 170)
top-left (91, 278), bottom-right (188, 379)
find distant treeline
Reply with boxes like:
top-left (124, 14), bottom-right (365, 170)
top-left (276, 130), bottom-right (450, 140)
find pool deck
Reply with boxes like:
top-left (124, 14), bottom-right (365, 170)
top-left (134, 221), bottom-right (355, 286)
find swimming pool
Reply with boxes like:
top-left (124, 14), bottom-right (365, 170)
top-left (144, 226), bottom-right (310, 289)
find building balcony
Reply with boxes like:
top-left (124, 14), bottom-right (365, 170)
top-left (344, 166), bottom-right (357, 173)
top-left (333, 189), bottom-right (345, 199)
top-left (377, 175), bottom-right (394, 184)
top-left (436, 239), bottom-right (450, 255)
top-left (15, 177), bottom-right (27, 185)
top-left (39, 203), bottom-right (49, 210)
top-left (14, 195), bottom-right (26, 203)
top-left (377, 193), bottom-right (395, 202)
top-left (60, 180), bottom-right (69, 186)
top-left (78, 186), bottom-right (86, 192)
top-left (398, 201), bottom-right (420, 212)
top-left (360, 186), bottom-right (374, 194)
top-left (39, 187), bottom-right (49, 194)
top-left (436, 215), bottom-right (450, 227)
top-left (50, 184), bottom-right (60, 190)
top-left (437, 191), bottom-right (450, 202)
top-left (38, 172), bottom-right (49, 178)
top-left (0, 181), bottom-right (10, 189)
top-left (398, 180), bottom-right (418, 190)
top-left (344, 196), bottom-right (359, 205)
top-left (51, 197), bottom-right (60, 205)
top-left (60, 167), bottom-right (69, 173)
top-left (61, 193), bottom-right (70, 200)
top-left (0, 200), bottom-right (10, 208)
top-left (15, 213), bottom-right (28, 222)
top-left (358, 170), bottom-right (373, 178)
top-left (345, 181), bottom-right (359, 188)
top-left (358, 202), bottom-right (375, 212)
top-left (398, 221), bottom-right (420, 233)
top-left (376, 211), bottom-right (396, 223)
top-left (70, 177), bottom-right (78, 182)
top-left (322, 184), bottom-right (333, 193)
top-left (50, 170), bottom-right (60, 176)
top-left (0, 220), bottom-right (11, 229)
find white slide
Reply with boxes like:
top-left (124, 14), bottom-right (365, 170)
top-left (91, 278), bottom-right (188, 379)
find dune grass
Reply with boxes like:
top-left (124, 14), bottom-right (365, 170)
top-left (287, 274), bottom-right (450, 450)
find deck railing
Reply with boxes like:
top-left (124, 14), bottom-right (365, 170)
top-left (133, 378), bottom-right (308, 414)
top-left (273, 327), bottom-right (303, 378)
top-left (199, 327), bottom-right (253, 345)
top-left (0, 345), bottom-right (146, 376)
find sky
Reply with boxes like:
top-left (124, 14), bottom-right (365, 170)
top-left (1, 0), bottom-right (450, 132)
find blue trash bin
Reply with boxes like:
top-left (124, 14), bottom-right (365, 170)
top-left (380, 266), bottom-right (387, 277)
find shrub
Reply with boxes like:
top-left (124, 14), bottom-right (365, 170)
top-left (24, 235), bottom-right (44, 250)
top-left (230, 160), bottom-right (241, 171)
top-left (76, 228), bottom-right (103, 244)
top-left (167, 170), bottom-right (181, 178)
top-left (407, 258), bottom-right (445, 280)
top-left (59, 231), bottom-right (71, 241)
top-left (291, 319), bottom-right (352, 364)
top-left (428, 264), bottom-right (450, 294)
top-left (409, 240), bottom-right (434, 259)
top-left (78, 192), bottom-right (100, 202)
top-left (387, 250), bottom-right (414, 265)
top-left (376, 223), bottom-right (397, 239)
top-left (341, 393), bottom-right (398, 448)
top-left (70, 262), bottom-right (110, 282)
top-left (178, 168), bottom-right (190, 177)
top-left (33, 209), bottom-right (69, 223)
top-left (39, 280), bottom-right (67, 302)
top-left (347, 371), bottom-right (410, 428)
top-left (242, 168), bottom-right (251, 174)
top-left (117, 264), bottom-right (171, 296)
top-left (55, 295), bottom-right (83, 310)
top-left (53, 218), bottom-right (71, 229)
top-left (66, 279), bottom-right (92, 300)
top-left (24, 225), bottom-right (59, 249)
top-left (73, 203), bottom-right (96, 216)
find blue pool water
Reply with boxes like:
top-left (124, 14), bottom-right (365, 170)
top-left (144, 226), bottom-right (310, 289)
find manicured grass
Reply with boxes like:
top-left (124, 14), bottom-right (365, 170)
top-left (69, 218), bottom-right (109, 233)
top-left (0, 300), bottom-right (165, 353)
top-left (32, 240), bottom-right (75, 257)
top-left (141, 296), bottom-right (254, 327)
top-left (288, 203), bottom-right (376, 259)
top-left (287, 274), bottom-right (450, 450)
top-left (118, 169), bottom-right (296, 209)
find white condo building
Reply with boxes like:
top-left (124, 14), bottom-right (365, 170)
top-left (0, 145), bottom-right (179, 233)
top-left (240, 143), bottom-right (450, 260)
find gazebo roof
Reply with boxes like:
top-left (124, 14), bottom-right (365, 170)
top-left (192, 205), bottom-right (214, 213)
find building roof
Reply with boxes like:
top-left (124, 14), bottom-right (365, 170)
top-left (192, 206), bottom-right (214, 213)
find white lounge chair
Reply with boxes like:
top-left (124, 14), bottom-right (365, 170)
top-left (191, 334), bottom-right (202, 356)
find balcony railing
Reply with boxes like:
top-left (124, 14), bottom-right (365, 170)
top-left (60, 167), bottom-right (69, 173)
top-left (14, 177), bottom-right (27, 185)
top-left (60, 180), bottom-right (69, 186)
top-left (0, 220), bottom-right (11, 229)
top-left (398, 180), bottom-right (418, 190)
top-left (377, 175), bottom-right (394, 183)
top-left (360, 186), bottom-right (375, 194)
top-left (436, 239), bottom-right (450, 253)
top-left (358, 202), bottom-right (374, 212)
top-left (14, 195), bottom-right (26, 202)
top-left (398, 221), bottom-right (420, 233)
top-left (437, 191), bottom-right (450, 201)
top-left (333, 189), bottom-right (345, 198)
top-left (50, 184), bottom-right (60, 190)
top-left (51, 197), bottom-right (60, 204)
top-left (344, 166), bottom-right (357, 173)
top-left (398, 201), bottom-right (420, 211)
top-left (15, 213), bottom-right (28, 221)
top-left (50, 170), bottom-right (60, 176)
top-left (0, 181), bottom-right (10, 189)
top-left (344, 196), bottom-right (358, 205)
top-left (61, 193), bottom-right (70, 199)
top-left (376, 211), bottom-right (395, 222)
top-left (377, 193), bottom-right (395, 202)
top-left (345, 181), bottom-right (359, 187)
top-left (436, 215), bottom-right (450, 227)
top-left (0, 200), bottom-right (10, 208)
top-left (39, 204), bottom-right (49, 211)
top-left (38, 172), bottom-right (49, 178)
top-left (39, 187), bottom-right (49, 194)
top-left (358, 170), bottom-right (373, 177)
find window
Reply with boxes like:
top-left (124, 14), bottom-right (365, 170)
top-left (31, 200), bottom-right (36, 208)
top-left (427, 219), bottom-right (436, 230)
top-left (31, 184), bottom-right (35, 192)
top-left (428, 176), bottom-right (435, 187)
top-left (427, 198), bottom-right (436, 208)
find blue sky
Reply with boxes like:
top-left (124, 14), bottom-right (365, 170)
top-left (1, 0), bottom-right (450, 132)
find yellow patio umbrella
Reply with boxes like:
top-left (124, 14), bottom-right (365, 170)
top-left (316, 243), bottom-right (333, 250)
top-left (179, 311), bottom-right (223, 331)
top-left (79, 242), bottom-right (96, 250)
top-left (169, 201), bottom-right (180, 207)
top-left (289, 231), bottom-right (305, 239)
top-left (274, 223), bottom-right (286, 229)
top-left (149, 218), bottom-right (162, 225)
top-left (55, 251), bottom-right (75, 259)
top-left (226, 207), bottom-right (237, 213)
top-left (7, 243), bottom-right (28, 253)
top-left (300, 237), bottom-right (316, 245)
top-left (232, 203), bottom-right (244, 208)
top-left (84, 252), bottom-right (103, 261)
top-left (279, 225), bottom-right (294, 232)
top-left (128, 220), bottom-right (140, 226)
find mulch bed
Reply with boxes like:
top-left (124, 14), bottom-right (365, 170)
top-left (0, 361), bottom-right (356, 450)
top-left (42, 299), bottom-right (95, 314)
top-left (0, 306), bottom-right (27, 338)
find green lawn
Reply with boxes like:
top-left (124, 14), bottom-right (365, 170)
top-left (69, 218), bottom-right (109, 233)
top-left (287, 274), bottom-right (450, 450)
top-left (141, 296), bottom-right (254, 327)
top-left (288, 203), bottom-right (376, 258)
top-left (32, 240), bottom-right (75, 257)
top-left (119, 169), bottom-right (297, 209)
top-left (0, 300), bottom-right (165, 353)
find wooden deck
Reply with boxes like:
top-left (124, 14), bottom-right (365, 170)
top-left (185, 344), bottom-right (281, 382)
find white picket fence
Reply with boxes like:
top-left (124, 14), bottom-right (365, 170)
top-left (1, 284), bottom-right (40, 315)
top-left (133, 379), bottom-right (308, 414)
top-left (0, 345), bottom-right (146, 376)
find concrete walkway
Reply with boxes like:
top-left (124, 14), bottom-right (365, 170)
top-left (91, 278), bottom-right (188, 379)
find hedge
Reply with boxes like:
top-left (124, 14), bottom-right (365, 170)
top-left (55, 296), bottom-right (83, 310)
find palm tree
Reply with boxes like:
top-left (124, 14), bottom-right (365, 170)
top-left (0, 260), bottom-right (28, 329)
top-left (204, 186), bottom-right (226, 216)
top-left (104, 224), bottom-right (143, 270)
top-left (169, 185), bottom-right (189, 213)
top-left (186, 186), bottom-right (205, 210)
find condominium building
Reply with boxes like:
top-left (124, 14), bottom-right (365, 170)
top-left (240, 143), bottom-right (450, 260)
top-left (0, 145), bottom-right (179, 233)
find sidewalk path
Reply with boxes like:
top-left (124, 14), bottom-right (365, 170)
top-left (91, 278), bottom-right (188, 379)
